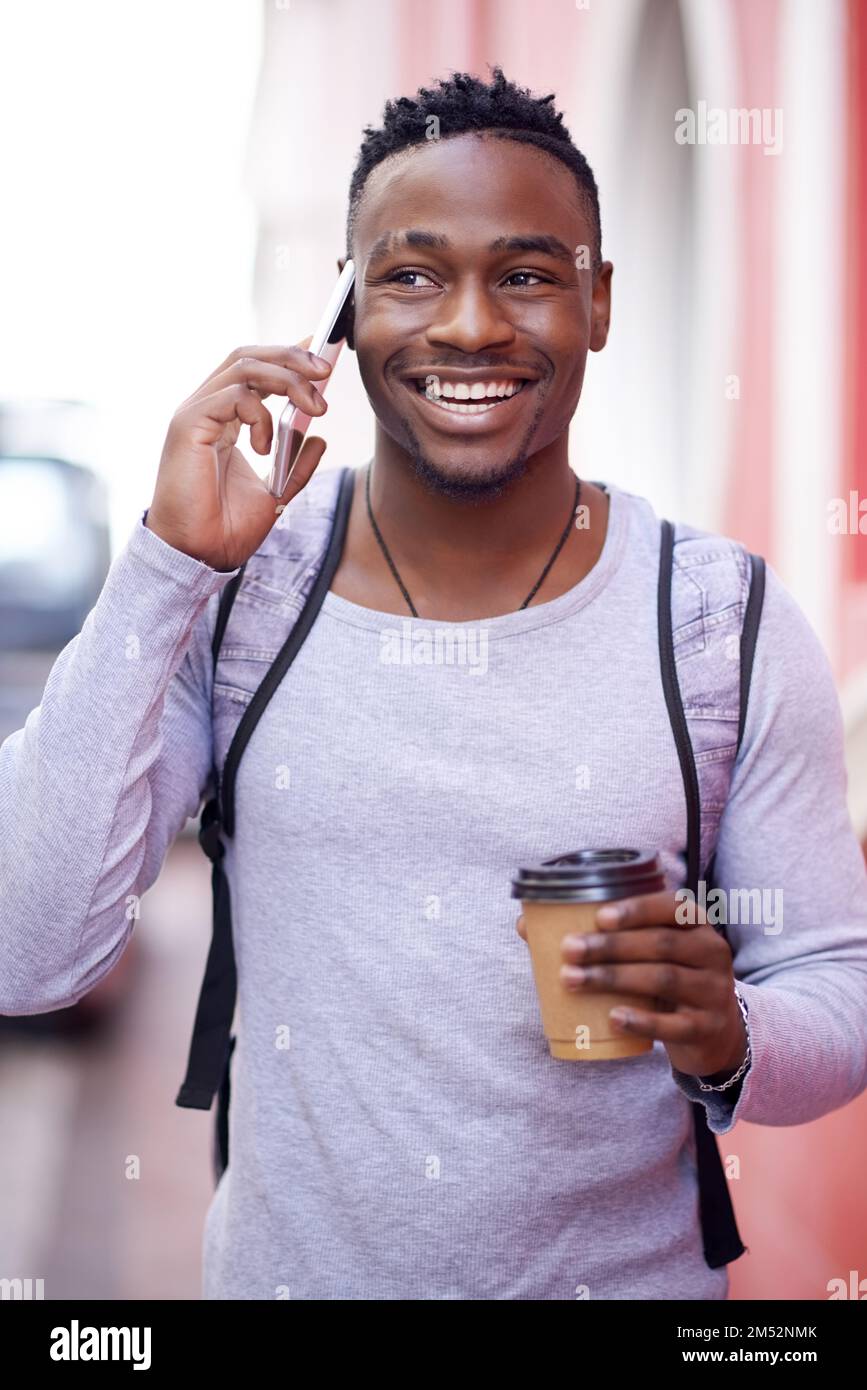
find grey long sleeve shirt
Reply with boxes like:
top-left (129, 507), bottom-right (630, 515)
top-left (2, 466), bottom-right (867, 1300)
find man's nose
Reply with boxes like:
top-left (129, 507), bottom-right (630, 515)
top-left (425, 278), bottom-right (516, 352)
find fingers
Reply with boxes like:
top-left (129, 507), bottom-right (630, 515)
top-left (186, 343), bottom-right (333, 405)
top-left (608, 1008), bottom-right (702, 1044)
top-left (185, 357), bottom-right (331, 420)
top-left (561, 924), bottom-right (717, 968)
top-left (175, 383), bottom-right (274, 454)
top-left (559, 958), bottom-right (726, 1010)
top-left (595, 888), bottom-right (709, 931)
top-left (275, 434), bottom-right (328, 504)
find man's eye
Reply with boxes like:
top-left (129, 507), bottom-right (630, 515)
top-left (504, 270), bottom-right (550, 287)
top-left (385, 269), bottom-right (552, 289)
top-left (386, 269), bottom-right (438, 288)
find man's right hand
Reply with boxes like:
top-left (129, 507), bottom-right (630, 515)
top-left (145, 339), bottom-right (333, 571)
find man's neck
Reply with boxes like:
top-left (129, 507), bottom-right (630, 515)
top-left (328, 435), bottom-right (610, 622)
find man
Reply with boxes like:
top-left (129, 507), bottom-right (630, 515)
top-left (2, 67), bottom-right (866, 1301)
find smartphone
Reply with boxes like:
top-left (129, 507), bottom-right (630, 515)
top-left (266, 259), bottom-right (355, 498)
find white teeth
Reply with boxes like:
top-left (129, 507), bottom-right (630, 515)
top-left (431, 399), bottom-right (496, 414)
top-left (414, 377), bottom-right (527, 412)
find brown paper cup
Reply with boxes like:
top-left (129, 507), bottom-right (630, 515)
top-left (522, 900), bottom-right (652, 1060)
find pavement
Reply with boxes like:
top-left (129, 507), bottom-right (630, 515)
top-left (0, 836), bottom-right (216, 1300)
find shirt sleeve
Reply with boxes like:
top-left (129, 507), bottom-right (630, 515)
top-left (0, 512), bottom-right (240, 1014)
top-left (668, 561), bottom-right (867, 1134)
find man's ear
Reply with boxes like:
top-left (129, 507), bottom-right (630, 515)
top-left (589, 261), bottom-right (613, 353)
top-left (336, 255), bottom-right (355, 352)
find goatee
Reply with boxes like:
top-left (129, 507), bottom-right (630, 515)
top-left (403, 431), bottom-right (532, 504)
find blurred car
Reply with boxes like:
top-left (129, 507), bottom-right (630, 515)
top-left (0, 400), bottom-right (136, 1038)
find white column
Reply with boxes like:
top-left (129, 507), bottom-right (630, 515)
top-left (773, 0), bottom-right (846, 660)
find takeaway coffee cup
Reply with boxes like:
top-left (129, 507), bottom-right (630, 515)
top-left (512, 848), bottom-right (665, 1061)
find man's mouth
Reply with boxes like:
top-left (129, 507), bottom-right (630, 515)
top-left (402, 375), bottom-right (535, 417)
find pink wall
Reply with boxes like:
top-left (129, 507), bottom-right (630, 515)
top-left (843, 0), bottom-right (867, 671)
top-left (724, 0), bottom-right (867, 1301)
top-left (722, 0), bottom-right (780, 561)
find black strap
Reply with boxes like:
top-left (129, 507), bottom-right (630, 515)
top-left (657, 522), bottom-right (765, 1268)
top-left (211, 565), bottom-right (248, 665)
top-left (173, 795), bottom-right (238, 1111)
top-left (221, 467), bottom-right (357, 837)
top-left (658, 526), bottom-right (766, 893)
top-left (704, 550), bottom-right (766, 893)
top-left (658, 521), bottom-right (702, 895)
top-left (737, 553), bottom-right (766, 754)
top-left (175, 467), bottom-right (356, 1124)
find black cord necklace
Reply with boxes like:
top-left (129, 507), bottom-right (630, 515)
top-left (364, 464), bottom-right (582, 619)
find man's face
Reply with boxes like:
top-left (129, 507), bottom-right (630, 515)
top-left (346, 132), bottom-right (612, 499)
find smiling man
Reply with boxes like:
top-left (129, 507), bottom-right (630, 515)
top-left (2, 68), bottom-right (867, 1303)
top-left (331, 83), bottom-right (612, 618)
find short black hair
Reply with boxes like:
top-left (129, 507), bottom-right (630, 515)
top-left (345, 65), bottom-right (603, 276)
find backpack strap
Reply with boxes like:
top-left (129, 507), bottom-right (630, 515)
top-left (221, 469), bottom-right (356, 836)
top-left (659, 521), bottom-right (767, 900)
top-left (175, 466), bottom-right (356, 1133)
top-left (657, 517), bottom-right (766, 1270)
top-left (737, 552), bottom-right (766, 753)
top-left (703, 546), bottom-right (766, 890)
top-left (657, 520), bottom-right (702, 896)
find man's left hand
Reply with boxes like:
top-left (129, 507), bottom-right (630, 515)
top-left (516, 889), bottom-right (748, 1079)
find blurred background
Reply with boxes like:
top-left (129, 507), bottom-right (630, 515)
top-left (0, 0), bottom-right (865, 1300)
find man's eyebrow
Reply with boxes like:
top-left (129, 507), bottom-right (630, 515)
top-left (488, 234), bottom-right (576, 264)
top-left (366, 230), bottom-right (448, 268)
top-left (365, 230), bottom-right (577, 268)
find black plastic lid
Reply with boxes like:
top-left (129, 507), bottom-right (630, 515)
top-left (511, 848), bottom-right (664, 903)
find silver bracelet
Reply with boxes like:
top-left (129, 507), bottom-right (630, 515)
top-left (698, 985), bottom-right (751, 1092)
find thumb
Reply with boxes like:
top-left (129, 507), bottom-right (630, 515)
top-left (279, 434), bottom-right (328, 503)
